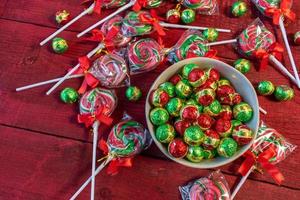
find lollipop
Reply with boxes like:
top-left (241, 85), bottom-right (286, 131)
top-left (181, 0), bottom-right (219, 15)
top-left (77, 87), bottom-right (117, 200)
top-left (70, 118), bottom-right (152, 200)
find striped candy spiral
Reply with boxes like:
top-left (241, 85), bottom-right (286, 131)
top-left (237, 21), bottom-right (276, 57)
top-left (100, 15), bottom-right (131, 47)
top-left (181, 0), bottom-right (218, 14)
top-left (89, 54), bottom-right (129, 88)
top-left (79, 88), bottom-right (117, 115)
top-left (102, 0), bottom-right (128, 9)
top-left (128, 38), bottom-right (164, 74)
top-left (251, 0), bottom-right (281, 14)
top-left (167, 30), bottom-right (209, 63)
top-left (144, 0), bottom-right (163, 8)
top-left (107, 120), bottom-right (152, 157)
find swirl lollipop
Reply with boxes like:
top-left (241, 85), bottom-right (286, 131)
top-left (70, 119), bottom-right (152, 200)
top-left (181, 0), bottom-right (219, 15)
top-left (128, 38), bottom-right (164, 74)
top-left (78, 87), bottom-right (117, 200)
top-left (251, 0), bottom-right (300, 88)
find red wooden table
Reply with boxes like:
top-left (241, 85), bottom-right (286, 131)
top-left (0, 0), bottom-right (300, 199)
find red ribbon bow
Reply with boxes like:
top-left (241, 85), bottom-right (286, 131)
top-left (84, 28), bottom-right (119, 51)
top-left (82, 0), bottom-right (102, 14)
top-left (139, 10), bottom-right (166, 36)
top-left (77, 106), bottom-right (113, 128)
top-left (265, 0), bottom-right (296, 25)
top-left (73, 56), bottom-right (99, 94)
top-left (98, 140), bottom-right (133, 175)
top-left (132, 0), bottom-right (148, 12)
top-left (238, 146), bottom-right (284, 185)
top-left (254, 42), bottom-right (284, 70)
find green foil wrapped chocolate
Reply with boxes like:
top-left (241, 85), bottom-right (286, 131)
top-left (257, 81), bottom-right (275, 96)
top-left (166, 98), bottom-right (184, 117)
top-left (175, 79), bottom-right (192, 99)
top-left (233, 102), bottom-right (253, 122)
top-left (203, 100), bottom-right (222, 117)
top-left (233, 58), bottom-right (251, 74)
top-left (181, 9), bottom-right (196, 24)
top-left (218, 78), bottom-right (231, 87)
top-left (231, 119), bottom-right (242, 128)
top-left (182, 63), bottom-right (199, 79)
top-left (150, 108), bottom-right (169, 126)
top-left (203, 149), bottom-right (217, 159)
top-left (125, 86), bottom-right (142, 101)
top-left (231, 1), bottom-right (248, 17)
top-left (203, 28), bottom-right (219, 42)
top-left (60, 87), bottom-right (79, 104)
top-left (159, 82), bottom-right (175, 97)
top-left (184, 125), bottom-right (205, 146)
top-left (52, 37), bottom-right (68, 54)
top-left (186, 146), bottom-right (205, 163)
top-left (274, 85), bottom-right (294, 101)
top-left (217, 138), bottom-right (238, 158)
top-left (155, 124), bottom-right (176, 143)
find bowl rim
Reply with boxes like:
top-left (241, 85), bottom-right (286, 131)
top-left (145, 57), bottom-right (260, 169)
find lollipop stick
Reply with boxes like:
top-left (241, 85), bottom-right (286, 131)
top-left (231, 166), bottom-right (255, 199)
top-left (77, 1), bottom-right (135, 38)
top-left (46, 43), bottom-right (104, 95)
top-left (69, 155), bottom-right (114, 200)
top-left (278, 17), bottom-right (300, 88)
top-left (40, 4), bottom-right (95, 46)
top-left (259, 107), bottom-right (267, 115)
top-left (91, 121), bottom-right (99, 200)
top-left (159, 22), bottom-right (231, 33)
top-left (207, 39), bottom-right (237, 46)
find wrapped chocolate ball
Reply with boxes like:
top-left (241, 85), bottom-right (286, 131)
top-left (52, 37), bottom-right (68, 54)
top-left (174, 119), bottom-right (191, 137)
top-left (206, 68), bottom-right (220, 82)
top-left (294, 31), bottom-right (300, 45)
top-left (182, 63), bottom-right (199, 79)
top-left (150, 108), bottom-right (169, 126)
top-left (199, 79), bottom-right (218, 91)
top-left (232, 125), bottom-right (253, 145)
top-left (217, 138), bottom-right (238, 158)
top-left (55, 10), bottom-right (70, 25)
top-left (186, 146), bottom-right (205, 163)
top-left (159, 82), bottom-right (175, 97)
top-left (217, 85), bottom-right (235, 98)
top-left (168, 138), bottom-right (188, 158)
top-left (184, 125), bottom-right (205, 146)
top-left (231, 119), bottom-right (242, 128)
top-left (197, 113), bottom-right (214, 130)
top-left (188, 68), bottom-right (208, 87)
top-left (233, 58), bottom-right (251, 74)
top-left (231, 1), bottom-right (248, 17)
top-left (169, 74), bottom-right (182, 85)
top-left (181, 8), bottom-right (196, 24)
top-left (218, 78), bottom-right (231, 87)
top-left (218, 105), bottom-right (232, 120)
top-left (219, 92), bottom-right (242, 106)
top-left (233, 102), bottom-right (253, 122)
top-left (175, 79), bottom-right (193, 99)
top-left (185, 99), bottom-right (204, 113)
top-left (180, 104), bottom-right (200, 122)
top-left (166, 98), bottom-right (184, 117)
top-left (203, 130), bottom-right (220, 150)
top-left (203, 149), bottom-right (217, 159)
top-left (126, 86), bottom-right (142, 101)
top-left (150, 88), bottom-right (169, 107)
top-left (155, 124), bottom-right (176, 143)
top-left (257, 81), bottom-right (275, 96)
top-left (60, 87), bottom-right (79, 104)
top-left (195, 88), bottom-right (216, 106)
top-left (203, 28), bottom-right (219, 42)
top-left (215, 119), bottom-right (233, 138)
top-left (274, 85), bottom-right (294, 101)
top-left (166, 9), bottom-right (181, 24)
top-left (203, 100), bottom-right (221, 117)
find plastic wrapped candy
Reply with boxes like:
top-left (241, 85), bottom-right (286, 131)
top-left (180, 0), bottom-right (219, 15)
top-left (251, 0), bottom-right (281, 15)
top-left (133, 0), bottom-right (164, 11)
top-left (127, 38), bottom-right (165, 74)
top-left (101, 0), bottom-right (129, 9)
top-left (167, 29), bottom-right (210, 63)
top-left (179, 170), bottom-right (231, 200)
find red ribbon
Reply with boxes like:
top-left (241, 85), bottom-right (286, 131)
top-left (84, 28), bottom-right (119, 51)
top-left (254, 42), bottom-right (284, 70)
top-left (204, 49), bottom-right (219, 60)
top-left (77, 106), bottom-right (113, 128)
top-left (132, 0), bottom-right (148, 12)
top-left (139, 10), bottom-right (166, 36)
top-left (265, 0), bottom-right (296, 25)
top-left (82, 0), bottom-right (102, 14)
top-left (238, 146), bottom-right (284, 185)
top-left (98, 140), bottom-right (133, 175)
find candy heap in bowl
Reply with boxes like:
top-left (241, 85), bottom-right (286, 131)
top-left (146, 58), bottom-right (259, 168)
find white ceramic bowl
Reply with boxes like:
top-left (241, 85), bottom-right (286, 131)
top-left (145, 57), bottom-right (259, 168)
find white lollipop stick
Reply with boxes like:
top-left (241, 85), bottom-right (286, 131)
top-left (231, 166), bottom-right (255, 199)
top-left (77, 0), bottom-right (136, 38)
top-left (91, 121), bottom-right (99, 200)
top-left (16, 74), bottom-right (84, 92)
top-left (278, 17), bottom-right (300, 88)
top-left (207, 39), bottom-right (237, 46)
top-left (159, 22), bottom-right (231, 33)
top-left (40, 4), bottom-right (95, 46)
top-left (69, 155), bottom-right (114, 200)
top-left (46, 43), bottom-right (104, 95)
top-left (259, 107), bottom-right (267, 115)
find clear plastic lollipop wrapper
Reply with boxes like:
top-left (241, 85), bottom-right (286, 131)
top-left (180, 0), bottom-right (219, 15)
top-left (231, 121), bottom-right (297, 199)
top-left (70, 113), bottom-right (153, 200)
top-left (179, 170), bottom-right (231, 200)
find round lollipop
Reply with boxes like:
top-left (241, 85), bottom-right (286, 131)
top-left (181, 0), bottom-right (218, 15)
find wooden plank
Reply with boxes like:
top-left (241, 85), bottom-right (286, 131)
top-left (0, 125), bottom-right (299, 200)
